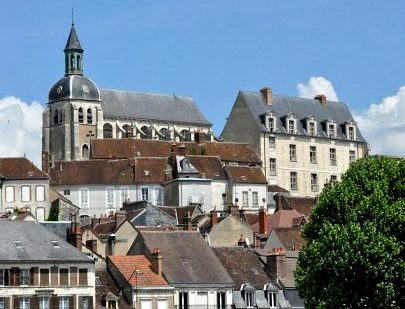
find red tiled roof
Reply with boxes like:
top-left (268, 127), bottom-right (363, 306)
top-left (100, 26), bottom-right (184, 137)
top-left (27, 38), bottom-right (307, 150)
top-left (186, 156), bottom-right (226, 180)
top-left (90, 139), bottom-right (261, 164)
top-left (283, 197), bottom-right (315, 217)
top-left (108, 255), bottom-right (168, 287)
top-left (272, 227), bottom-right (306, 251)
top-left (134, 157), bottom-right (171, 183)
top-left (251, 209), bottom-right (306, 235)
top-left (227, 166), bottom-right (267, 184)
top-left (0, 157), bottom-right (48, 180)
top-left (267, 185), bottom-right (289, 193)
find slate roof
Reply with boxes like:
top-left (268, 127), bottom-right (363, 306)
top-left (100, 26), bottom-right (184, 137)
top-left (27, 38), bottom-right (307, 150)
top-left (64, 25), bottom-right (83, 51)
top-left (140, 231), bottom-right (233, 286)
top-left (49, 75), bottom-right (101, 103)
top-left (100, 89), bottom-right (211, 125)
top-left (213, 247), bottom-right (274, 289)
top-left (108, 256), bottom-right (168, 288)
top-left (90, 139), bottom-right (261, 164)
top-left (227, 166), bottom-right (268, 184)
top-left (239, 91), bottom-right (367, 142)
top-left (0, 221), bottom-right (92, 263)
top-left (0, 157), bottom-right (48, 180)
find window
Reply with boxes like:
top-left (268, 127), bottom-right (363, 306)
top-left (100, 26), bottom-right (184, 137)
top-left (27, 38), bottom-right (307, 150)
top-left (242, 191), bottom-right (248, 207)
top-left (268, 136), bottom-right (275, 148)
top-left (157, 300), bottom-right (167, 309)
top-left (308, 121), bottom-right (316, 136)
top-left (0, 298), bottom-right (4, 309)
top-left (39, 297), bottom-right (49, 309)
top-left (252, 192), bottom-right (259, 207)
top-left (349, 150), bottom-right (356, 164)
top-left (36, 185), bottom-right (45, 202)
top-left (107, 300), bottom-right (117, 309)
top-left (60, 268), bottom-right (69, 286)
top-left (120, 187), bottom-right (129, 202)
top-left (80, 188), bottom-right (89, 208)
top-left (154, 187), bottom-right (163, 206)
top-left (106, 187), bottom-right (115, 209)
top-left (268, 117), bottom-right (275, 132)
top-left (141, 188), bottom-right (149, 201)
top-left (79, 268), bottom-right (88, 285)
top-left (82, 144), bottom-right (89, 160)
top-left (54, 109), bottom-right (59, 124)
top-left (310, 146), bottom-right (317, 164)
top-left (36, 208), bottom-right (45, 221)
top-left (217, 292), bottom-right (226, 309)
top-left (242, 290), bottom-right (255, 308)
top-left (87, 108), bottom-right (93, 124)
top-left (63, 189), bottom-right (70, 196)
top-left (19, 298), bottom-right (30, 309)
top-left (179, 292), bottom-right (188, 309)
top-left (141, 300), bottom-right (152, 309)
top-left (348, 126), bottom-right (355, 141)
top-left (78, 107), bottom-right (84, 123)
top-left (290, 172), bottom-right (298, 191)
top-left (289, 144), bottom-right (297, 162)
top-left (311, 174), bottom-right (318, 192)
top-left (21, 269), bottom-right (29, 286)
top-left (5, 186), bottom-right (14, 202)
top-left (330, 148), bottom-right (337, 165)
top-left (288, 119), bottom-right (295, 134)
top-left (328, 123), bottom-right (336, 138)
top-left (103, 123), bottom-right (113, 139)
top-left (269, 158), bottom-right (276, 175)
top-left (0, 269), bottom-right (6, 286)
top-left (59, 297), bottom-right (69, 309)
top-left (267, 291), bottom-right (278, 308)
top-left (82, 297), bottom-right (89, 309)
top-left (330, 175), bottom-right (338, 184)
top-left (21, 186), bottom-right (31, 202)
top-left (40, 269), bottom-right (49, 286)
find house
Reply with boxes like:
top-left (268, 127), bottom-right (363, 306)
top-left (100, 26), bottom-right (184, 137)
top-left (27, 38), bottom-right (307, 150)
top-left (0, 221), bottom-right (95, 308)
top-left (42, 24), bottom-right (212, 165)
top-left (123, 201), bottom-right (177, 227)
top-left (264, 227), bottom-right (306, 252)
top-left (213, 246), bottom-right (290, 308)
top-left (0, 157), bottom-right (50, 221)
top-left (49, 187), bottom-right (80, 221)
top-left (95, 269), bottom-right (132, 309)
top-left (130, 231), bottom-right (234, 308)
top-left (107, 254), bottom-right (174, 309)
top-left (221, 87), bottom-right (369, 197)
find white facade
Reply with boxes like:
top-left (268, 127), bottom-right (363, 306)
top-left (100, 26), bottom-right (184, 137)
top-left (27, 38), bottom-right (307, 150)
top-left (173, 289), bottom-right (233, 309)
top-left (231, 183), bottom-right (267, 212)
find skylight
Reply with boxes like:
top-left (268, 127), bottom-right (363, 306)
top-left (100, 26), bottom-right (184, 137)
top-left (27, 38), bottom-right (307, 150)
top-left (51, 240), bottom-right (60, 248)
top-left (14, 241), bottom-right (23, 248)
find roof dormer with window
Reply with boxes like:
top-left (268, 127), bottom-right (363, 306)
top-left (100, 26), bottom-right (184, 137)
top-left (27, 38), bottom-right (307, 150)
top-left (284, 114), bottom-right (297, 135)
top-left (325, 120), bottom-right (337, 139)
top-left (262, 112), bottom-right (277, 133)
top-left (344, 120), bottom-right (357, 141)
top-left (305, 116), bottom-right (317, 137)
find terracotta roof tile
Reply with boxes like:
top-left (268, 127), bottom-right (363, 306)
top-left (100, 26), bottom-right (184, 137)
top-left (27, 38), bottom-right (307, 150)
top-left (272, 227), bottom-right (306, 251)
top-left (227, 166), bottom-right (267, 184)
top-left (108, 255), bottom-right (168, 287)
top-left (267, 185), bottom-right (289, 193)
top-left (96, 270), bottom-right (131, 309)
top-left (0, 157), bottom-right (48, 180)
top-left (186, 156), bottom-right (226, 180)
top-left (134, 157), bottom-right (171, 183)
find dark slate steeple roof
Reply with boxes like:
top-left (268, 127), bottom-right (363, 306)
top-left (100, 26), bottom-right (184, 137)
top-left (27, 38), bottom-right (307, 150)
top-left (64, 25), bottom-right (83, 52)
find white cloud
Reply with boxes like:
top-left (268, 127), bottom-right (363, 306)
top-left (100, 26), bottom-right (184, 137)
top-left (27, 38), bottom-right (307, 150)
top-left (0, 96), bottom-right (44, 167)
top-left (297, 76), bottom-right (339, 101)
top-left (354, 86), bottom-right (405, 156)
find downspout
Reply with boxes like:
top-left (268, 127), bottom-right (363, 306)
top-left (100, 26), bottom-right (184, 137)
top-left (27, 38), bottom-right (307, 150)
top-left (263, 133), bottom-right (267, 178)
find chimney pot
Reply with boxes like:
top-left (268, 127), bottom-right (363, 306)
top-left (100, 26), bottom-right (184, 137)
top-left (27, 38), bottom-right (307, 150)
top-left (151, 247), bottom-right (163, 277)
top-left (260, 87), bottom-right (273, 106)
top-left (314, 94), bottom-right (327, 107)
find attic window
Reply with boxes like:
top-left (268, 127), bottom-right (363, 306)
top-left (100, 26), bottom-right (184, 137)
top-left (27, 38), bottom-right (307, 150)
top-left (51, 241), bottom-right (60, 248)
top-left (241, 176), bottom-right (246, 181)
top-left (14, 241), bottom-right (23, 248)
top-left (144, 170), bottom-right (150, 176)
top-left (229, 267), bottom-right (237, 274)
top-left (27, 171), bottom-right (34, 177)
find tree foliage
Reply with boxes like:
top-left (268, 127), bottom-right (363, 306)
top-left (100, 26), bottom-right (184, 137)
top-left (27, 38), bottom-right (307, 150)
top-left (296, 156), bottom-right (405, 308)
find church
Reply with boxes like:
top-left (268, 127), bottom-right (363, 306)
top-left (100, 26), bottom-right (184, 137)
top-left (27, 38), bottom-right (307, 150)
top-left (42, 24), bottom-right (213, 165)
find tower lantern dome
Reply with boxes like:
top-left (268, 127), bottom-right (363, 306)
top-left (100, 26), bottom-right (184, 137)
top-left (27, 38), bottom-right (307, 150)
top-left (64, 24), bottom-right (84, 76)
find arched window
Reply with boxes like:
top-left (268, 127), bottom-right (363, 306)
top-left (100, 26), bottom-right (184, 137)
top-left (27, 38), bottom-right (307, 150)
top-left (179, 129), bottom-right (189, 141)
top-left (159, 128), bottom-right (169, 140)
top-left (53, 109), bottom-right (59, 124)
top-left (60, 110), bottom-right (65, 122)
top-left (87, 108), bottom-right (93, 124)
top-left (103, 123), bottom-right (113, 139)
top-left (122, 125), bottom-right (133, 138)
top-left (82, 144), bottom-right (89, 160)
top-left (140, 126), bottom-right (151, 139)
top-left (77, 54), bottom-right (81, 70)
top-left (78, 107), bottom-right (84, 123)
top-left (70, 54), bottom-right (75, 70)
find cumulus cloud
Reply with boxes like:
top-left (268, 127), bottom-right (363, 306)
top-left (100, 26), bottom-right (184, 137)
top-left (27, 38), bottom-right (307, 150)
top-left (297, 76), bottom-right (339, 101)
top-left (0, 96), bottom-right (44, 167)
top-left (354, 87), bottom-right (405, 156)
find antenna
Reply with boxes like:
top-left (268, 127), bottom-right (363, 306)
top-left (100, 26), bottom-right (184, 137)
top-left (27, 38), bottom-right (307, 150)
top-left (71, 7), bottom-right (74, 26)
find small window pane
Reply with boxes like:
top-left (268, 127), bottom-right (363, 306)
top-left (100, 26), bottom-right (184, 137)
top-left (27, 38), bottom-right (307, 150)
top-left (36, 186), bottom-right (45, 202)
top-left (21, 186), bottom-right (31, 202)
top-left (5, 186), bottom-right (14, 202)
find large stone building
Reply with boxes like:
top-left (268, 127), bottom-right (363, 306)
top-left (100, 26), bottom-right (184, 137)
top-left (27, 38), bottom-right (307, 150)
top-left (42, 25), bottom-right (212, 166)
top-left (221, 88), bottom-right (369, 197)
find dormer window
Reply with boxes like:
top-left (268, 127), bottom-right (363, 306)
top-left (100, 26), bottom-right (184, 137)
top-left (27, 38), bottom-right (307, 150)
top-left (285, 114), bottom-right (297, 134)
top-left (263, 112), bottom-right (277, 133)
top-left (241, 284), bottom-right (256, 308)
top-left (268, 117), bottom-right (275, 132)
top-left (326, 121), bottom-right (336, 138)
top-left (264, 284), bottom-right (278, 308)
top-left (288, 119), bottom-right (295, 134)
top-left (345, 121), bottom-right (356, 141)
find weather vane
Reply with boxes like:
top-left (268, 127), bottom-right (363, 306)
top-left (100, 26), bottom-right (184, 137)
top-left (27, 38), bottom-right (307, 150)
top-left (71, 7), bottom-right (74, 26)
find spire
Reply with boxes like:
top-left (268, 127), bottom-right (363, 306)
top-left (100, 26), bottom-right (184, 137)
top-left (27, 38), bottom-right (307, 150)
top-left (64, 24), bottom-right (84, 76)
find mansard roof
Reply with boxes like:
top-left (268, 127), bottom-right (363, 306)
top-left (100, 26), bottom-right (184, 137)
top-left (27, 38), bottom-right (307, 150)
top-left (100, 89), bottom-right (211, 126)
top-left (239, 91), bottom-right (367, 142)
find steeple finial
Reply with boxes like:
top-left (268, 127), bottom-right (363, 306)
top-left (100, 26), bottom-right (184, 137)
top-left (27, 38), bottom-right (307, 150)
top-left (71, 7), bottom-right (74, 26)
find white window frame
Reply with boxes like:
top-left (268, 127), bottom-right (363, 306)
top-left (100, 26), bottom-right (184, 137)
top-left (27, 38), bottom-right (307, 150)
top-left (20, 297), bottom-right (30, 309)
top-left (269, 158), bottom-right (276, 176)
top-left (267, 116), bottom-right (276, 133)
top-left (289, 144), bottom-right (297, 162)
top-left (349, 150), bottom-right (356, 164)
top-left (79, 188), bottom-right (89, 209)
top-left (36, 185), bottom-right (45, 202)
top-left (5, 186), bottom-right (15, 202)
top-left (0, 298), bottom-right (4, 309)
top-left (21, 186), bottom-right (31, 202)
top-left (39, 297), bottom-right (50, 309)
top-left (242, 191), bottom-right (248, 207)
top-left (157, 299), bottom-right (167, 309)
top-left (290, 172), bottom-right (298, 191)
top-left (20, 269), bottom-right (29, 286)
top-left (36, 208), bottom-right (45, 221)
top-left (287, 118), bottom-right (296, 134)
top-left (310, 146), bottom-right (317, 164)
top-left (120, 186), bottom-right (129, 203)
top-left (268, 136), bottom-right (276, 148)
top-left (267, 291), bottom-right (278, 308)
top-left (141, 187), bottom-right (149, 201)
top-left (106, 187), bottom-right (115, 209)
top-left (307, 120), bottom-right (317, 137)
top-left (154, 186), bottom-right (163, 206)
top-left (252, 191), bottom-right (259, 207)
top-left (0, 269), bottom-right (4, 286)
top-left (330, 148), bottom-right (337, 166)
top-left (327, 122), bottom-right (336, 138)
top-left (311, 174), bottom-right (318, 192)
top-left (59, 297), bottom-right (69, 309)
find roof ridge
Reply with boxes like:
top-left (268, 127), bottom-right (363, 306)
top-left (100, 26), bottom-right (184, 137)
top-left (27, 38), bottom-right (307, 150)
top-left (100, 88), bottom-right (193, 100)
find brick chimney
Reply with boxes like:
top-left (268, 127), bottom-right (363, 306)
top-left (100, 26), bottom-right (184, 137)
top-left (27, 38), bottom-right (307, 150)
top-left (151, 248), bottom-right (163, 277)
top-left (210, 210), bottom-right (218, 227)
top-left (41, 151), bottom-right (49, 174)
top-left (266, 248), bottom-right (286, 279)
top-left (69, 213), bottom-right (82, 250)
top-left (259, 207), bottom-right (268, 234)
top-left (195, 131), bottom-right (206, 144)
top-left (229, 204), bottom-right (240, 217)
top-left (314, 94), bottom-right (327, 107)
top-left (260, 87), bottom-right (273, 106)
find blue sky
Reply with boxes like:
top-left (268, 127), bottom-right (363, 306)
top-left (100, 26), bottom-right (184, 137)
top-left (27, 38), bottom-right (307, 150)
top-left (1, 1), bottom-right (404, 164)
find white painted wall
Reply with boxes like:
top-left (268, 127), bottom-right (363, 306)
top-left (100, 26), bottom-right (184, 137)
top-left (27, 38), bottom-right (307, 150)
top-left (210, 180), bottom-right (227, 212)
top-left (232, 183), bottom-right (267, 212)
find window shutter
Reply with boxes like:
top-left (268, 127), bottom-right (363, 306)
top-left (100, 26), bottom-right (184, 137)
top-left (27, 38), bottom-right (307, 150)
top-left (4, 297), bottom-right (10, 309)
top-left (88, 297), bottom-right (94, 309)
top-left (78, 296), bottom-right (83, 308)
top-left (50, 295), bottom-right (57, 309)
top-left (13, 297), bottom-right (19, 309)
top-left (29, 268), bottom-right (35, 285)
top-left (15, 268), bottom-right (20, 286)
top-left (31, 296), bottom-right (39, 309)
top-left (4, 269), bottom-right (9, 286)
top-left (69, 296), bottom-right (75, 309)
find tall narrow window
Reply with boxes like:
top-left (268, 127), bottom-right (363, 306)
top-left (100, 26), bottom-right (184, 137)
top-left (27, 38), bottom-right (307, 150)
top-left (87, 108), bottom-right (93, 124)
top-left (82, 145), bottom-right (89, 160)
top-left (311, 174), bottom-right (318, 192)
top-left (288, 119), bottom-right (295, 134)
top-left (268, 136), bottom-right (275, 148)
top-left (54, 109), bottom-right (59, 124)
top-left (242, 191), bottom-right (248, 207)
top-left (155, 187), bottom-right (163, 206)
top-left (268, 117), bottom-right (275, 132)
top-left (290, 172), bottom-right (298, 191)
top-left (349, 150), bottom-right (356, 164)
top-left (217, 292), bottom-right (226, 309)
top-left (348, 126), bottom-right (355, 141)
top-left (120, 187), bottom-right (129, 202)
top-left (252, 192), bottom-right (259, 207)
top-left (328, 123), bottom-right (336, 138)
top-left (79, 269), bottom-right (88, 285)
top-left (5, 186), bottom-right (15, 202)
top-left (330, 148), bottom-right (337, 165)
top-left (308, 122), bottom-right (316, 136)
top-left (35, 186), bottom-right (45, 202)
top-left (59, 268), bottom-right (69, 286)
top-left (59, 297), bottom-right (69, 309)
top-left (103, 123), bottom-right (113, 138)
top-left (269, 158), bottom-right (277, 175)
top-left (179, 292), bottom-right (188, 309)
top-left (106, 187), bottom-right (115, 209)
top-left (141, 188), bottom-right (149, 201)
top-left (78, 107), bottom-right (84, 123)
top-left (289, 144), bottom-right (297, 162)
top-left (70, 54), bottom-right (75, 70)
top-left (0, 269), bottom-right (5, 286)
top-left (19, 298), bottom-right (30, 309)
top-left (21, 186), bottom-right (31, 202)
top-left (80, 188), bottom-right (89, 208)
top-left (39, 297), bottom-right (49, 309)
top-left (40, 269), bottom-right (49, 286)
top-left (267, 292), bottom-right (278, 308)
top-left (77, 55), bottom-right (81, 70)
top-left (310, 146), bottom-right (317, 164)
top-left (0, 298), bottom-right (4, 309)
top-left (330, 175), bottom-right (338, 184)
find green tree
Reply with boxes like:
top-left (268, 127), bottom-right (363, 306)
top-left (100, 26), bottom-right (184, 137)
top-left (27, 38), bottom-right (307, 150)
top-left (296, 156), bottom-right (405, 308)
